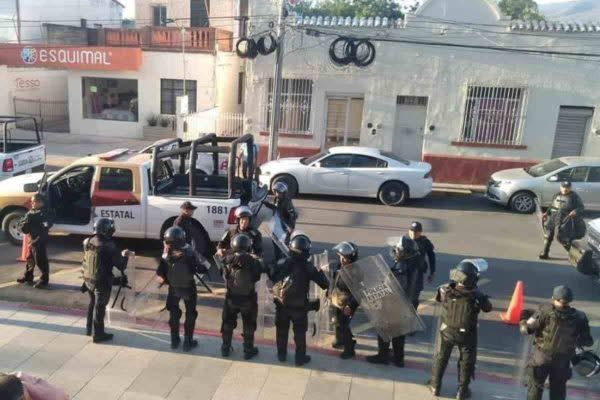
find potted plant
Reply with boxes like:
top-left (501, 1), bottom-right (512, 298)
top-left (146, 113), bottom-right (158, 127)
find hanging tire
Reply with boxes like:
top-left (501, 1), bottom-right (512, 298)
top-left (378, 181), bottom-right (409, 206)
top-left (272, 174), bottom-right (298, 198)
top-left (510, 191), bottom-right (536, 214)
top-left (3, 209), bottom-right (27, 246)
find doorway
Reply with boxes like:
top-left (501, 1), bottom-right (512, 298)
top-left (551, 106), bottom-right (594, 158)
top-left (392, 96), bottom-right (428, 161)
top-left (325, 97), bottom-right (364, 147)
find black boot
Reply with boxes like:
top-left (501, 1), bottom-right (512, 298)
top-left (456, 386), bottom-right (471, 400)
top-left (340, 340), bottom-right (356, 359)
top-left (182, 325), bottom-right (197, 352)
top-left (277, 351), bottom-right (287, 362)
top-left (17, 277), bottom-right (34, 285)
top-left (86, 325), bottom-right (92, 337)
top-left (539, 239), bottom-right (551, 259)
top-left (243, 334), bottom-right (259, 360)
top-left (295, 354), bottom-right (311, 366)
top-left (221, 333), bottom-right (232, 357)
top-left (93, 332), bottom-right (114, 343)
top-left (366, 350), bottom-right (389, 365)
top-left (170, 328), bottom-right (181, 349)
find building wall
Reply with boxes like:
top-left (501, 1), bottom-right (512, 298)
top-left (215, 52), bottom-right (244, 114)
top-left (0, 66), bottom-right (10, 115)
top-left (135, 0), bottom-right (191, 27)
top-left (6, 68), bottom-right (69, 102)
top-left (68, 51), bottom-right (216, 138)
top-left (246, 0), bottom-right (600, 183)
top-left (11, 0), bottom-right (123, 43)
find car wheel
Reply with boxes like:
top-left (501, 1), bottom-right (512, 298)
top-left (510, 191), bottom-right (536, 214)
top-left (3, 210), bottom-right (27, 246)
top-left (272, 175), bottom-right (298, 198)
top-left (378, 181), bottom-right (409, 206)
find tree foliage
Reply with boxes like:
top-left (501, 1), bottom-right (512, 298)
top-left (498, 0), bottom-right (545, 21)
top-left (294, 0), bottom-right (404, 19)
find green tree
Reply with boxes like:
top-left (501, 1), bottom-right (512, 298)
top-left (498, 0), bottom-right (545, 21)
top-left (295, 0), bottom-right (403, 19)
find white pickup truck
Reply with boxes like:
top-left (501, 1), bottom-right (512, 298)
top-left (0, 134), bottom-right (267, 254)
top-left (0, 116), bottom-right (45, 181)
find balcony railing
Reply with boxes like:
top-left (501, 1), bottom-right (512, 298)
top-left (101, 27), bottom-right (233, 52)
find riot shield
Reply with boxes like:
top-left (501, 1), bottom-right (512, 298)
top-left (106, 256), bottom-right (137, 329)
top-left (265, 214), bottom-right (289, 258)
top-left (338, 254), bottom-right (425, 340)
top-left (308, 251), bottom-right (332, 346)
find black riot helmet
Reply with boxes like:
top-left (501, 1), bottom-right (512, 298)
top-left (333, 241), bottom-right (359, 263)
top-left (572, 351), bottom-right (600, 378)
top-left (231, 233), bottom-right (252, 253)
top-left (164, 226), bottom-right (187, 250)
top-left (94, 218), bottom-right (115, 238)
top-left (273, 181), bottom-right (288, 198)
top-left (289, 233), bottom-right (311, 256)
top-left (393, 235), bottom-right (419, 261)
top-left (450, 260), bottom-right (480, 289)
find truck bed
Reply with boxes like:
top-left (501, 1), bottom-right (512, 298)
top-left (0, 142), bottom-right (41, 153)
top-left (155, 173), bottom-right (242, 199)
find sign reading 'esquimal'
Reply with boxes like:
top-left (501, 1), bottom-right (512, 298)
top-left (0, 45), bottom-right (142, 71)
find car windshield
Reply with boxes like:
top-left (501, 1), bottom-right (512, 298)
top-left (380, 151), bottom-right (410, 165)
top-left (301, 151), bottom-right (328, 165)
top-left (525, 159), bottom-right (567, 177)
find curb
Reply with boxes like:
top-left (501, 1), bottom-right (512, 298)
top-left (9, 301), bottom-right (599, 399)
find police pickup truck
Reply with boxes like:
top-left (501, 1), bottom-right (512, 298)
top-left (0, 116), bottom-right (45, 181)
top-left (0, 134), bottom-right (266, 255)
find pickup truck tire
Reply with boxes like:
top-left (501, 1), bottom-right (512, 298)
top-left (3, 209), bottom-right (26, 245)
top-left (272, 175), bottom-right (298, 198)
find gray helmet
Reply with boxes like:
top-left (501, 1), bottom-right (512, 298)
top-left (231, 233), bottom-right (252, 253)
top-left (333, 241), bottom-right (358, 262)
top-left (235, 206), bottom-right (252, 220)
top-left (393, 236), bottom-right (419, 261)
top-left (94, 218), bottom-right (115, 238)
top-left (273, 181), bottom-right (288, 196)
top-left (552, 285), bottom-right (573, 303)
top-left (572, 351), bottom-right (600, 378)
top-left (450, 260), bottom-right (480, 288)
top-left (164, 226), bottom-right (186, 250)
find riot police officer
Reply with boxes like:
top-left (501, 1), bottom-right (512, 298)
top-left (330, 241), bottom-right (360, 359)
top-left (264, 182), bottom-right (297, 234)
top-left (220, 233), bottom-right (265, 359)
top-left (539, 181), bottom-right (585, 259)
top-left (429, 260), bottom-right (492, 400)
top-left (269, 233), bottom-right (329, 366)
top-left (520, 286), bottom-right (593, 400)
top-left (408, 221), bottom-right (436, 285)
top-left (173, 201), bottom-right (197, 244)
top-left (367, 236), bottom-right (423, 367)
top-left (81, 218), bottom-right (133, 343)
top-left (156, 227), bottom-right (210, 351)
top-left (217, 206), bottom-right (263, 257)
top-left (17, 194), bottom-right (54, 288)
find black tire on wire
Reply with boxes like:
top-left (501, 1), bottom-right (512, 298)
top-left (236, 38), bottom-right (258, 59)
top-left (354, 40), bottom-right (376, 67)
top-left (257, 33), bottom-right (277, 55)
top-left (329, 37), bottom-right (355, 66)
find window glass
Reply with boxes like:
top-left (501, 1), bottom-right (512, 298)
top-left (570, 166), bottom-right (589, 182)
top-left (99, 168), bottom-right (133, 191)
top-left (587, 167), bottom-right (600, 183)
top-left (526, 159), bottom-right (567, 177)
top-left (160, 79), bottom-right (197, 115)
top-left (82, 77), bottom-right (138, 122)
top-left (301, 151), bottom-right (328, 165)
top-left (380, 151), bottom-right (410, 165)
top-left (350, 155), bottom-right (386, 168)
top-left (555, 168), bottom-right (573, 181)
top-left (320, 154), bottom-right (352, 168)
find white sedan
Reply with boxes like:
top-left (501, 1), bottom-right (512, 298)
top-left (259, 147), bottom-right (433, 206)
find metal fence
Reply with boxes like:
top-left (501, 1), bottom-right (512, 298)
top-left (13, 97), bottom-right (70, 133)
top-left (217, 112), bottom-right (244, 137)
top-left (182, 110), bottom-right (244, 141)
top-left (262, 78), bottom-right (313, 135)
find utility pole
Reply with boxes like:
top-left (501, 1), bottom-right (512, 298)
top-left (267, 0), bottom-right (287, 161)
top-left (181, 24), bottom-right (186, 95)
top-left (15, 0), bottom-right (21, 44)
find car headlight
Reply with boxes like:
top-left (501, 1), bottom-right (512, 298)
top-left (499, 180), bottom-right (512, 186)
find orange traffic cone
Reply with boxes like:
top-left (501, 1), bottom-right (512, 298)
top-left (501, 280), bottom-right (524, 325)
top-left (17, 234), bottom-right (31, 262)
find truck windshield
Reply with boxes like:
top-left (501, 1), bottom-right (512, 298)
top-left (525, 159), bottom-right (567, 177)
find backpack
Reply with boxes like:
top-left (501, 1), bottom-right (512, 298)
top-left (540, 309), bottom-right (581, 356)
top-left (442, 289), bottom-right (479, 331)
top-left (272, 261), bottom-right (308, 308)
top-left (82, 238), bottom-right (101, 283)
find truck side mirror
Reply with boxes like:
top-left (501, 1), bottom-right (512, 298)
top-left (23, 183), bottom-right (38, 193)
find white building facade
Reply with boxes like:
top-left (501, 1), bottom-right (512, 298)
top-left (245, 0), bottom-right (600, 184)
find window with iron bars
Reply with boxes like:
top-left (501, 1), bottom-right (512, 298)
top-left (460, 85), bottom-right (527, 145)
top-left (265, 78), bottom-right (312, 134)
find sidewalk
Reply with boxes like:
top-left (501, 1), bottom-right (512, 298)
top-left (0, 301), bottom-right (597, 400)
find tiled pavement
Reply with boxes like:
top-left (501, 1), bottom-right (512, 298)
top-left (0, 301), bottom-right (598, 400)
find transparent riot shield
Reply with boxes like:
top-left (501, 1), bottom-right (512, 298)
top-left (265, 214), bottom-right (289, 258)
top-left (256, 273), bottom-right (276, 342)
top-left (338, 254), bottom-right (425, 340)
top-left (106, 256), bottom-right (137, 329)
top-left (308, 251), bottom-right (331, 346)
